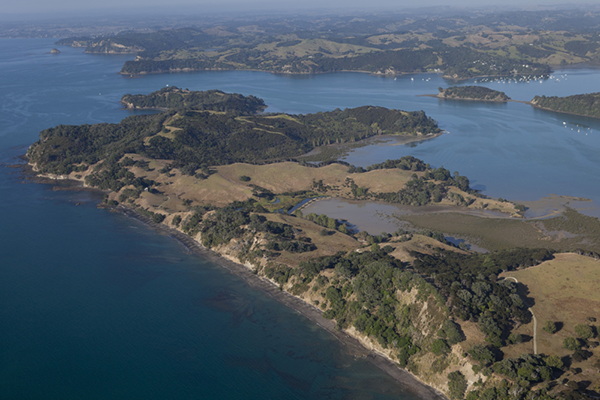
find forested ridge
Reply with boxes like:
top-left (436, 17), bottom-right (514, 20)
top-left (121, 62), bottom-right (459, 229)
top-left (119, 46), bottom-right (550, 79)
top-left (439, 86), bottom-right (510, 101)
top-left (27, 90), bottom-right (440, 179)
top-left (121, 87), bottom-right (266, 114)
top-left (532, 93), bottom-right (600, 118)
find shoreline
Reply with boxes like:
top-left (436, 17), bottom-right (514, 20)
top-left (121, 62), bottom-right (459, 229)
top-left (116, 205), bottom-right (449, 400)
top-left (419, 94), bottom-right (509, 103)
top-left (300, 131), bottom-right (445, 161)
top-left (20, 164), bottom-right (448, 400)
top-left (118, 65), bottom-right (459, 80)
top-left (529, 103), bottom-right (600, 120)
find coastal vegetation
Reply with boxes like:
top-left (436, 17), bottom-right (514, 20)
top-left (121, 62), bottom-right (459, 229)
top-left (28, 89), bottom-right (440, 180)
top-left (116, 46), bottom-right (550, 80)
top-left (55, 9), bottom-right (600, 80)
top-left (27, 88), bottom-right (600, 399)
top-left (437, 86), bottom-right (510, 102)
top-left (120, 86), bottom-right (266, 114)
top-left (531, 93), bottom-right (600, 119)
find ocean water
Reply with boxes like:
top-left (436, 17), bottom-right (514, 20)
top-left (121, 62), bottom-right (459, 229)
top-left (2, 37), bottom-right (600, 399)
top-left (0, 39), bottom-right (417, 400)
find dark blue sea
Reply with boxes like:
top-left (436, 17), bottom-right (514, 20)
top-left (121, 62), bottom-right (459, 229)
top-left (1, 38), bottom-right (600, 399)
top-left (0, 38), bottom-right (423, 400)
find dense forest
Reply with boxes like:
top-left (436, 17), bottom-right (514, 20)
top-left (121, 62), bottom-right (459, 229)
top-left (438, 86), bottom-right (510, 102)
top-left (531, 93), bottom-right (600, 118)
top-left (27, 93), bottom-right (441, 181)
top-left (121, 87), bottom-right (266, 114)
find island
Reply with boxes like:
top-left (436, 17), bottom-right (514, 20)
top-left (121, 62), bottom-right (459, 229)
top-left (531, 93), bottom-right (600, 119)
top-left (435, 86), bottom-right (510, 102)
top-left (120, 86), bottom-right (266, 114)
top-left (27, 89), bottom-right (600, 400)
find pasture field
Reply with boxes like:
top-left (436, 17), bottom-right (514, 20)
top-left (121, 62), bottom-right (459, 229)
top-left (500, 253), bottom-right (600, 390)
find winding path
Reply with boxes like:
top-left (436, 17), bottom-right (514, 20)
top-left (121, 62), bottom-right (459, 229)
top-left (504, 276), bottom-right (537, 354)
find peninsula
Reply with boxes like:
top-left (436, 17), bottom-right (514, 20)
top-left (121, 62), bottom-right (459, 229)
top-left (27, 89), bottom-right (600, 400)
top-left (531, 93), bottom-right (600, 119)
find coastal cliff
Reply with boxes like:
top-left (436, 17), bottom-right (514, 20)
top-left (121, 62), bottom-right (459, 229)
top-left (28, 159), bottom-right (486, 400)
top-left (26, 88), bottom-right (588, 399)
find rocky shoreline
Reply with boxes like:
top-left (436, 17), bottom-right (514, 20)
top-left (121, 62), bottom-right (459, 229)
top-left (116, 204), bottom-right (449, 400)
top-left (21, 161), bottom-right (449, 400)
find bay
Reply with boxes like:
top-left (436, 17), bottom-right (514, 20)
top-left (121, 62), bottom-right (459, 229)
top-left (0, 39), bottom-right (418, 400)
top-left (2, 37), bottom-right (600, 399)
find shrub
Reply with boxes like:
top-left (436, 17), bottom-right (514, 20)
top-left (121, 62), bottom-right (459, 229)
top-left (172, 215), bottom-right (182, 227)
top-left (447, 371), bottom-right (467, 400)
top-left (544, 355), bottom-right (564, 370)
top-left (438, 320), bottom-right (465, 345)
top-left (431, 339), bottom-right (450, 355)
top-left (468, 344), bottom-right (495, 366)
top-left (574, 324), bottom-right (594, 339)
top-left (508, 333), bottom-right (524, 344)
top-left (543, 320), bottom-right (558, 334)
top-left (239, 175), bottom-right (251, 182)
top-left (563, 337), bottom-right (581, 351)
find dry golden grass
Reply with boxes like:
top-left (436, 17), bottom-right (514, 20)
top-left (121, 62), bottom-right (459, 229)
top-left (262, 213), bottom-right (359, 266)
top-left (444, 187), bottom-right (520, 216)
top-left (255, 38), bottom-right (380, 58)
top-left (500, 253), bottom-right (600, 386)
top-left (215, 162), bottom-right (418, 198)
top-left (351, 169), bottom-right (416, 193)
top-left (263, 114), bottom-right (301, 123)
top-left (457, 320), bottom-right (488, 353)
top-left (217, 162), bottom-right (349, 193)
top-left (388, 234), bottom-right (467, 263)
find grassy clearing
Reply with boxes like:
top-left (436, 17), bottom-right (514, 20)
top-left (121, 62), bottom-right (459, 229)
top-left (500, 253), bottom-right (600, 388)
top-left (256, 38), bottom-right (381, 59)
top-left (114, 158), bottom-right (430, 209)
top-left (262, 213), bottom-right (359, 265)
top-left (215, 162), bottom-right (418, 198)
top-left (387, 234), bottom-right (467, 263)
top-left (264, 114), bottom-right (301, 123)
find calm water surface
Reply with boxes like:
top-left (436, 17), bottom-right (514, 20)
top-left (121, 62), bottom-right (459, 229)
top-left (0, 39), bottom-right (417, 400)
top-left (2, 38), bottom-right (600, 399)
